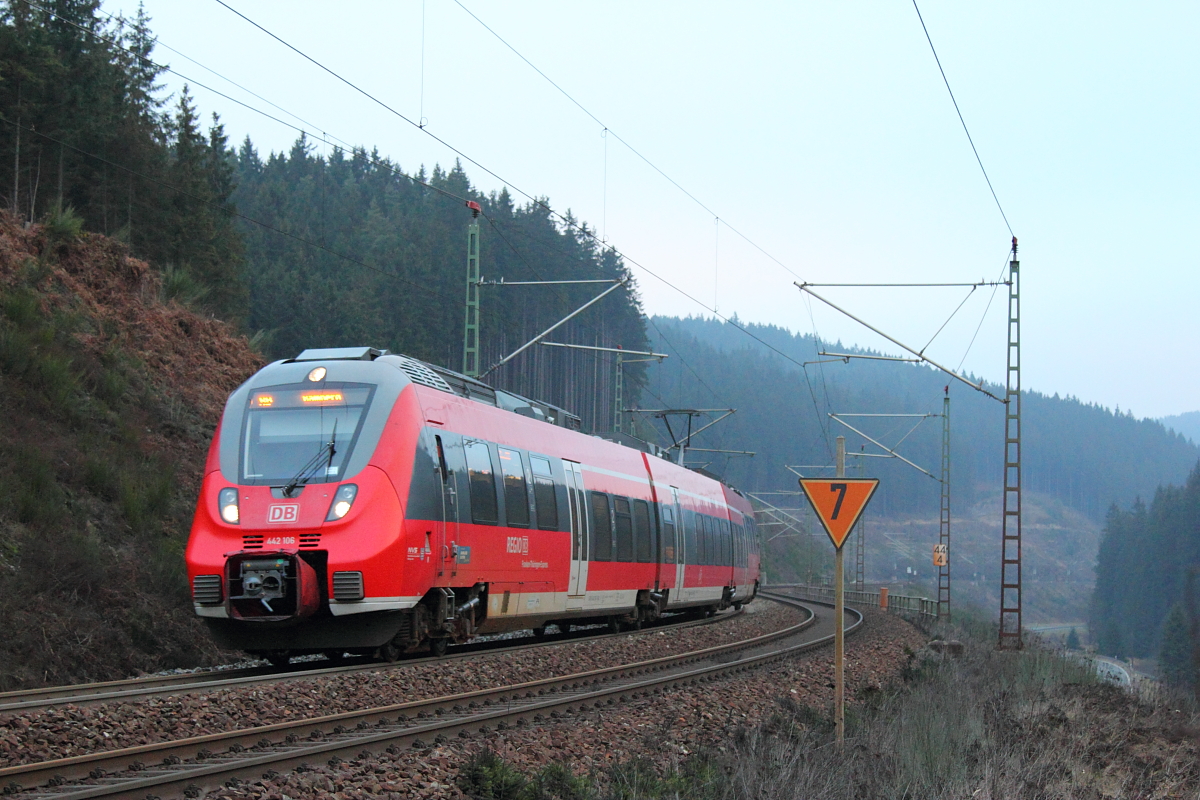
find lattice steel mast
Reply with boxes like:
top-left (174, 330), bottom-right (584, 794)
top-left (462, 201), bottom-right (482, 377)
top-left (998, 238), bottom-right (1022, 649)
top-left (938, 387), bottom-right (951, 620)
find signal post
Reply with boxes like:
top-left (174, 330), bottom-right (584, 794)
top-left (798, 435), bottom-right (879, 745)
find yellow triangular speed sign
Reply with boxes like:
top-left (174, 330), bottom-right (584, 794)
top-left (798, 478), bottom-right (880, 550)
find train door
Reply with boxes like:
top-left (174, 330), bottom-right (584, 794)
top-left (564, 461), bottom-right (589, 606)
top-left (671, 488), bottom-right (685, 596)
top-left (434, 434), bottom-right (459, 580)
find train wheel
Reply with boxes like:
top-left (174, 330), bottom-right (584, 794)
top-left (608, 617), bottom-right (622, 634)
top-left (532, 626), bottom-right (547, 638)
top-left (429, 638), bottom-right (448, 657)
top-left (265, 650), bottom-right (291, 668)
top-left (733, 602), bottom-right (743, 611)
top-left (630, 615), bottom-right (643, 631)
top-left (378, 642), bottom-right (402, 662)
top-left (560, 623), bottom-right (573, 635)
top-left (323, 649), bottom-right (346, 664)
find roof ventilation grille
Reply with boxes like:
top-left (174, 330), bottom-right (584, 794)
top-left (394, 356), bottom-right (453, 392)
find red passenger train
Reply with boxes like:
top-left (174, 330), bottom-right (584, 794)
top-left (186, 347), bottom-right (761, 664)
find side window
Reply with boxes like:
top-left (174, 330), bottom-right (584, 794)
top-left (498, 448), bottom-right (529, 528)
top-left (591, 492), bottom-right (613, 561)
top-left (683, 510), bottom-right (697, 565)
top-left (634, 500), bottom-right (652, 563)
top-left (530, 455), bottom-right (559, 531)
top-left (614, 497), bottom-right (634, 562)
top-left (661, 505), bottom-right (676, 564)
top-left (705, 515), bottom-right (717, 566)
top-left (696, 514), bottom-right (708, 566)
top-left (721, 518), bottom-right (732, 566)
top-left (465, 441), bottom-right (498, 525)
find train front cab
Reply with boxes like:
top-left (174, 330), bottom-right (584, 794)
top-left (186, 351), bottom-right (430, 662)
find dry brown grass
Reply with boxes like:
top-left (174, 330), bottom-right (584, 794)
top-left (712, 635), bottom-right (1200, 799)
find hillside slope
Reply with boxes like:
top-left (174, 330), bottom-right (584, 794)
top-left (646, 315), bottom-right (1199, 519)
top-left (0, 211), bottom-right (262, 689)
top-left (1161, 411), bottom-right (1200, 445)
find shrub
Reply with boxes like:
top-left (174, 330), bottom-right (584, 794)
top-left (43, 204), bottom-right (84, 244)
top-left (458, 748), bottom-right (529, 800)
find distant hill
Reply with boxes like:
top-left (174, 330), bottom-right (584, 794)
top-left (1161, 411), bottom-right (1200, 444)
top-left (643, 315), bottom-right (1199, 520)
top-left (642, 316), bottom-right (1198, 623)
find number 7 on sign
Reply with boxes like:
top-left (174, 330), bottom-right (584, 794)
top-left (830, 483), bottom-right (847, 520)
top-left (798, 478), bottom-right (880, 550)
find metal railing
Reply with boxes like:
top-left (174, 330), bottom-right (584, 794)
top-left (767, 583), bottom-right (938, 622)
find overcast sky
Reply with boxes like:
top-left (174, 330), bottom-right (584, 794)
top-left (104, 1), bottom-right (1199, 419)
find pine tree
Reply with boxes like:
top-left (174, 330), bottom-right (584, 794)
top-left (1159, 603), bottom-right (1194, 688)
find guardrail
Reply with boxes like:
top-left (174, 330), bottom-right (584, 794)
top-left (766, 583), bottom-right (938, 622)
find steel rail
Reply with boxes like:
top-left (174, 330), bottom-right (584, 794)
top-left (2, 595), bottom-right (850, 799)
top-left (0, 609), bottom-right (739, 714)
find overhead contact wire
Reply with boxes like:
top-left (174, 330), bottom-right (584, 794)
top-left (912, 0), bottom-right (1014, 237)
top-left (451, 0), bottom-right (806, 285)
top-left (204, 0), bottom-right (811, 379)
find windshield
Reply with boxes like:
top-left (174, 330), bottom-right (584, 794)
top-left (240, 382), bottom-right (375, 485)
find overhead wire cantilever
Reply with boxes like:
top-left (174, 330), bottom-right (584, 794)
top-left (826, 414), bottom-right (938, 480)
top-left (479, 280), bottom-right (628, 378)
top-left (796, 282), bottom-right (1006, 403)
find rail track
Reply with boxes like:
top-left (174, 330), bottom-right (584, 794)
top-left (0, 608), bottom-right (737, 715)
top-left (1, 593), bottom-right (855, 799)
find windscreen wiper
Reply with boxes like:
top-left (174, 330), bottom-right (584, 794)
top-left (282, 420), bottom-right (337, 498)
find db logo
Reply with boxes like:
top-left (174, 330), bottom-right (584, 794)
top-left (267, 504), bottom-right (300, 524)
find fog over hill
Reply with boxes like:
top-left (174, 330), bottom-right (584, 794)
top-left (641, 316), bottom-right (1198, 621)
top-left (643, 315), bottom-right (1198, 518)
top-left (1160, 411), bottom-right (1200, 445)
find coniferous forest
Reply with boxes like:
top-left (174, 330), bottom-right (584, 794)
top-left (1090, 466), bottom-right (1200, 677)
top-left (0, 1), bottom-right (648, 431)
top-left (643, 316), bottom-right (1199, 520)
top-left (3, 1), bottom-right (1200, 674)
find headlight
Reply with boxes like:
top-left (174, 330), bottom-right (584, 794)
top-left (326, 484), bottom-right (358, 521)
top-left (218, 488), bottom-right (240, 524)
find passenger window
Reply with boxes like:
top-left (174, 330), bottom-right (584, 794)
top-left (614, 497), bottom-right (634, 562)
top-left (498, 448), bottom-right (529, 528)
top-left (683, 511), bottom-right (697, 565)
top-left (705, 515), bottom-right (717, 566)
top-left (634, 500), bottom-right (652, 563)
top-left (721, 518), bottom-right (732, 566)
top-left (530, 455), bottom-right (559, 531)
top-left (465, 441), bottom-right (498, 525)
top-left (533, 477), bottom-right (558, 530)
top-left (591, 492), bottom-right (613, 561)
top-left (661, 505), bottom-right (676, 564)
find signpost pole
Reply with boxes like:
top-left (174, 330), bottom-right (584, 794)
top-left (835, 435), bottom-right (845, 745)
top-left (796, 457), bottom-right (877, 750)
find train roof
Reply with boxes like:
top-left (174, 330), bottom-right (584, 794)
top-left (284, 347), bottom-right (738, 490)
